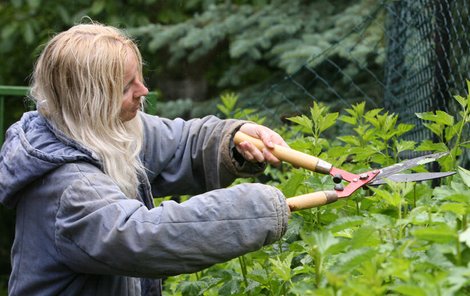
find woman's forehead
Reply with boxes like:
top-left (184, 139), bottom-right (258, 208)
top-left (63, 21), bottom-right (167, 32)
top-left (124, 50), bottom-right (138, 80)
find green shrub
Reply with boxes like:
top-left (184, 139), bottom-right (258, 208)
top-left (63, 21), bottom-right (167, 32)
top-left (162, 84), bottom-right (470, 295)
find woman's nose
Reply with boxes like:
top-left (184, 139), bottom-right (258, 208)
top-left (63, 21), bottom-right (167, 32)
top-left (136, 81), bottom-right (149, 98)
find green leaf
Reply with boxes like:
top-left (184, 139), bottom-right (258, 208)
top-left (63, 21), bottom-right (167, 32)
top-left (416, 111), bottom-right (455, 126)
top-left (339, 115), bottom-right (356, 125)
top-left (364, 114), bottom-right (380, 129)
top-left (337, 135), bottom-right (361, 146)
top-left (90, 0), bottom-right (106, 14)
top-left (390, 284), bottom-right (427, 296)
top-left (396, 123), bottom-right (414, 136)
top-left (383, 258), bottom-right (411, 281)
top-left (350, 226), bottom-right (381, 248)
top-left (217, 105), bottom-right (230, 116)
top-left (220, 92), bottom-right (238, 111)
top-left (287, 115), bottom-right (313, 135)
top-left (22, 22), bottom-right (35, 44)
top-left (179, 279), bottom-right (207, 296)
top-left (319, 112), bottom-right (339, 133)
top-left (27, 0), bottom-right (40, 9)
top-left (423, 122), bottom-right (444, 137)
top-left (442, 193), bottom-right (470, 204)
top-left (396, 140), bottom-right (416, 153)
top-left (436, 110), bottom-right (455, 125)
top-left (333, 247), bottom-right (378, 273)
top-left (445, 122), bottom-right (462, 142)
top-left (301, 231), bottom-right (341, 257)
top-left (218, 277), bottom-right (242, 295)
top-left (458, 166), bottom-right (470, 188)
top-left (361, 128), bottom-right (376, 142)
top-left (459, 227), bottom-right (470, 247)
top-left (364, 108), bottom-right (383, 119)
top-left (247, 266), bottom-right (269, 285)
top-left (282, 171), bottom-right (305, 197)
top-left (327, 216), bottom-right (364, 233)
top-left (412, 224), bottom-right (457, 243)
top-left (383, 114), bottom-right (398, 133)
top-left (439, 203), bottom-right (467, 216)
top-left (369, 186), bottom-right (401, 207)
top-left (269, 253), bottom-right (294, 282)
top-left (1, 23), bottom-right (18, 39)
top-left (351, 102), bottom-right (366, 118)
top-left (416, 140), bottom-right (448, 152)
top-left (454, 94), bottom-right (469, 109)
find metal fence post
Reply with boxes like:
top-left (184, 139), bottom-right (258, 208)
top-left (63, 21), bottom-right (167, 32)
top-left (0, 86), bottom-right (29, 145)
top-left (0, 96), bottom-right (4, 145)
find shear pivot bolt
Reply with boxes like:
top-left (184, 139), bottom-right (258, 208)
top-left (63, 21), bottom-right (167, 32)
top-left (359, 173), bottom-right (369, 180)
top-left (333, 174), bottom-right (342, 183)
top-left (334, 184), bottom-right (344, 191)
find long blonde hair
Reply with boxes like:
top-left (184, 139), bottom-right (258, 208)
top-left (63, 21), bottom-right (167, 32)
top-left (31, 23), bottom-right (145, 198)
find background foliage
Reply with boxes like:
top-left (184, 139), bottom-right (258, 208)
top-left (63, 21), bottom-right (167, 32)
top-left (0, 0), bottom-right (469, 294)
top-left (0, 0), bottom-right (385, 119)
top-left (159, 83), bottom-right (470, 295)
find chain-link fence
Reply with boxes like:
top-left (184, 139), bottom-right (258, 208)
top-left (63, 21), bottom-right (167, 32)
top-left (239, 2), bottom-right (387, 123)
top-left (384, 0), bottom-right (470, 143)
top-left (237, 0), bottom-right (469, 160)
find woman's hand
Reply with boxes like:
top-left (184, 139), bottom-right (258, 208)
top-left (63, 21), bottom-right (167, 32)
top-left (236, 123), bottom-right (289, 167)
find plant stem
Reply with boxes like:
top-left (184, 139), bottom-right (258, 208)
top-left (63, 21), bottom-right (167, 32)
top-left (315, 251), bottom-right (322, 287)
top-left (278, 241), bottom-right (283, 253)
top-left (238, 256), bottom-right (249, 290)
top-left (277, 281), bottom-right (288, 296)
top-left (450, 93), bottom-right (469, 169)
top-left (398, 202), bottom-right (402, 220)
top-left (398, 201), bottom-right (403, 240)
top-left (316, 209), bottom-right (321, 226)
top-left (456, 237), bottom-right (462, 266)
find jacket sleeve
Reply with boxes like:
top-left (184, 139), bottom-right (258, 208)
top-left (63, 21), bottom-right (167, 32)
top-left (55, 167), bottom-right (289, 278)
top-left (139, 113), bottom-right (265, 197)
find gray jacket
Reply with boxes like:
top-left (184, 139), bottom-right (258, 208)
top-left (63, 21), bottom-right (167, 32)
top-left (0, 111), bottom-right (288, 296)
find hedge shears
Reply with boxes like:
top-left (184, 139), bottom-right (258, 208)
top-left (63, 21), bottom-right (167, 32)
top-left (234, 132), bottom-right (456, 211)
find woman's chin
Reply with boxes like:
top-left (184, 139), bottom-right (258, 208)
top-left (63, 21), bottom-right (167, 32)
top-left (120, 110), bottom-right (138, 122)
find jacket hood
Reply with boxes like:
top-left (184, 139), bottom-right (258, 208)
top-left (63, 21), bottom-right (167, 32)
top-left (0, 111), bottom-right (98, 208)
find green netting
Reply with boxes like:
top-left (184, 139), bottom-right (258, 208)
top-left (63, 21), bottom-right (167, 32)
top-left (241, 2), bottom-right (386, 123)
top-left (236, 0), bottom-right (468, 163)
top-left (384, 0), bottom-right (470, 142)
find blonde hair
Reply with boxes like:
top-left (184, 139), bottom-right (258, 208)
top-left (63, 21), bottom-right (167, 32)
top-left (31, 23), bottom-right (145, 198)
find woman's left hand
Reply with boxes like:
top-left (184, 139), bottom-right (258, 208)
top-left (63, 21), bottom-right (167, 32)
top-left (236, 123), bottom-right (289, 167)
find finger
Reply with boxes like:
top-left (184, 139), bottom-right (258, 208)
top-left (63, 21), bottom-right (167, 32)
top-left (243, 151), bottom-right (256, 162)
top-left (258, 130), bottom-right (275, 149)
top-left (246, 142), bottom-right (265, 162)
top-left (270, 133), bottom-right (289, 148)
top-left (260, 129), bottom-right (289, 149)
top-left (236, 141), bottom-right (262, 163)
top-left (276, 136), bottom-right (290, 148)
top-left (263, 149), bottom-right (281, 167)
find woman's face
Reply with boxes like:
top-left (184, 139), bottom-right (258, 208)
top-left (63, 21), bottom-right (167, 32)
top-left (120, 50), bottom-right (148, 122)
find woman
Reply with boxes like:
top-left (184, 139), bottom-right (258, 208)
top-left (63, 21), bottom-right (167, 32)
top-left (0, 23), bottom-right (289, 295)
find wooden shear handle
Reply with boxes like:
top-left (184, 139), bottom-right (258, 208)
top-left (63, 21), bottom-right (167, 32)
top-left (286, 191), bottom-right (339, 211)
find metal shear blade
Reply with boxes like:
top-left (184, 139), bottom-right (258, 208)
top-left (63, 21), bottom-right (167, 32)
top-left (368, 171), bottom-right (456, 185)
top-left (367, 152), bottom-right (455, 186)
